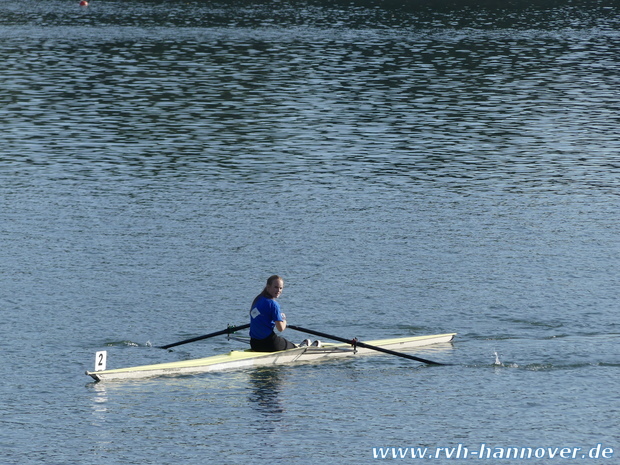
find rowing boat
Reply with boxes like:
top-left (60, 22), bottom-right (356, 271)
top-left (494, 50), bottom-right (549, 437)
top-left (86, 332), bottom-right (455, 382)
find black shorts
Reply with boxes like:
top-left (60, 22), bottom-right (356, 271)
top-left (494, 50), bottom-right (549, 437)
top-left (250, 332), bottom-right (296, 352)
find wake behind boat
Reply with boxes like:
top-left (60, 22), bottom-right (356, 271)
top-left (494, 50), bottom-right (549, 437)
top-left (86, 332), bottom-right (456, 382)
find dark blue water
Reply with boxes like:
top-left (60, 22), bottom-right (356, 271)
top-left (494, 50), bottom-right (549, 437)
top-left (1, 1), bottom-right (618, 464)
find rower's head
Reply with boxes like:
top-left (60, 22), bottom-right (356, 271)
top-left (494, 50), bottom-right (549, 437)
top-left (264, 275), bottom-right (284, 299)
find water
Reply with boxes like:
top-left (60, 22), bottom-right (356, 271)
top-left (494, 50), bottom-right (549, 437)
top-left (1, 0), bottom-right (619, 463)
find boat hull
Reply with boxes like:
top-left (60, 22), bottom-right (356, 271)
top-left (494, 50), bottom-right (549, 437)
top-left (86, 333), bottom-right (455, 381)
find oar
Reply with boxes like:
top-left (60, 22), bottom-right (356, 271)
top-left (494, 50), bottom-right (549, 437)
top-left (288, 325), bottom-right (448, 366)
top-left (158, 323), bottom-right (250, 350)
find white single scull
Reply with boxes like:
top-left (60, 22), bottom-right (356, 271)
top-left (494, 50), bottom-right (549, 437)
top-left (86, 332), bottom-right (455, 382)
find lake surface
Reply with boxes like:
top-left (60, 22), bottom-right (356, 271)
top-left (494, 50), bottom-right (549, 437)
top-left (1, 0), bottom-right (618, 464)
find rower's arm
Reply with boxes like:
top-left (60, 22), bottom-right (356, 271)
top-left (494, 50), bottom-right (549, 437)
top-left (275, 320), bottom-right (287, 332)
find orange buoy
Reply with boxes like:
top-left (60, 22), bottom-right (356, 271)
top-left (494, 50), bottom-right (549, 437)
top-left (79, 0), bottom-right (88, 6)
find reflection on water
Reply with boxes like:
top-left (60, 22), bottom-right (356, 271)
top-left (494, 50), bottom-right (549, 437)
top-left (90, 382), bottom-right (109, 418)
top-left (248, 367), bottom-right (286, 427)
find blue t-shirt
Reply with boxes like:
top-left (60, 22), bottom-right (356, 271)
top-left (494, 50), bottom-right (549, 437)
top-left (250, 296), bottom-right (284, 340)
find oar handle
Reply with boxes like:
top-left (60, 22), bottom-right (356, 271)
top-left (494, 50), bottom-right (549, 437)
top-left (288, 325), bottom-right (448, 366)
top-left (159, 323), bottom-right (250, 350)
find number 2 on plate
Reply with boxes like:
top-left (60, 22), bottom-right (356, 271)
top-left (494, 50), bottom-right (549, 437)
top-left (95, 351), bottom-right (107, 371)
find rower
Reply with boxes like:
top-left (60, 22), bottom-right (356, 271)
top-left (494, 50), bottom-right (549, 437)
top-left (249, 275), bottom-right (298, 352)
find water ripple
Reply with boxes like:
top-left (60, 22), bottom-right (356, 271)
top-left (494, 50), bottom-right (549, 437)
top-left (2, 15), bottom-right (620, 196)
